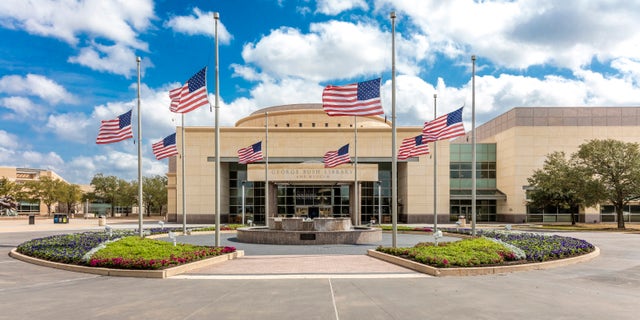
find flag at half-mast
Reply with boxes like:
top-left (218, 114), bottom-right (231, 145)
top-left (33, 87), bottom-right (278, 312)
top-left (96, 110), bottom-right (133, 144)
top-left (398, 135), bottom-right (430, 160)
top-left (322, 78), bottom-right (384, 116)
top-left (323, 144), bottom-right (350, 168)
top-left (152, 133), bottom-right (178, 160)
top-left (422, 106), bottom-right (465, 142)
top-left (238, 141), bottom-right (263, 164)
top-left (169, 67), bottom-right (209, 113)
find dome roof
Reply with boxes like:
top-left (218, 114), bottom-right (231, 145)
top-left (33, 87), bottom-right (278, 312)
top-left (236, 103), bottom-right (390, 128)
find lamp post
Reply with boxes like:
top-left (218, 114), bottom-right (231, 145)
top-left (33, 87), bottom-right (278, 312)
top-left (241, 181), bottom-right (246, 225)
top-left (377, 181), bottom-right (382, 225)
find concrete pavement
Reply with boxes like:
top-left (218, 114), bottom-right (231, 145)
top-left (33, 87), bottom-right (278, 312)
top-left (1, 217), bottom-right (640, 319)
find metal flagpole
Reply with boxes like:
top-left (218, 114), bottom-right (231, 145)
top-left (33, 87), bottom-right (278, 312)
top-left (471, 55), bottom-right (477, 236)
top-left (136, 56), bottom-right (143, 238)
top-left (214, 12), bottom-right (221, 246)
top-left (354, 116), bottom-right (358, 226)
top-left (433, 93), bottom-right (438, 232)
top-left (390, 11), bottom-right (398, 247)
top-left (181, 114), bottom-right (186, 234)
top-left (265, 112), bottom-right (269, 227)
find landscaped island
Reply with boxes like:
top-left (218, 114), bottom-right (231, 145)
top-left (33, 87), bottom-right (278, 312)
top-left (376, 229), bottom-right (595, 268)
top-left (16, 230), bottom-right (236, 270)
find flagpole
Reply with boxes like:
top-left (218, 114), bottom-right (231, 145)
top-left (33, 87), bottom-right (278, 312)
top-left (471, 55), bottom-right (477, 236)
top-left (433, 93), bottom-right (437, 233)
top-left (390, 11), bottom-right (398, 247)
top-left (213, 12), bottom-right (221, 246)
top-left (136, 56), bottom-right (143, 238)
top-left (181, 114), bottom-right (187, 234)
top-left (265, 111), bottom-right (269, 227)
top-left (354, 115), bottom-right (359, 226)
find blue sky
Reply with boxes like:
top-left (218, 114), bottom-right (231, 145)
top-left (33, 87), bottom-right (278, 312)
top-left (1, 0), bottom-right (640, 184)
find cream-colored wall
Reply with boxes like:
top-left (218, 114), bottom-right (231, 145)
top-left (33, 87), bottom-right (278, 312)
top-left (0, 167), bottom-right (68, 215)
top-left (488, 125), bottom-right (640, 220)
top-left (403, 141), bottom-right (451, 223)
top-left (168, 123), bottom-right (450, 222)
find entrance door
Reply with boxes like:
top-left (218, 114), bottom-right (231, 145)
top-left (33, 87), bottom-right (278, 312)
top-left (460, 206), bottom-right (472, 220)
top-left (279, 185), bottom-right (349, 218)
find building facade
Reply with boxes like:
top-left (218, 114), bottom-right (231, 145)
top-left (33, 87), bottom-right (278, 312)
top-left (166, 105), bottom-right (640, 225)
top-left (0, 167), bottom-right (67, 215)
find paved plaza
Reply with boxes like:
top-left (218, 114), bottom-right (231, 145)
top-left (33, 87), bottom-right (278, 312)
top-left (1, 217), bottom-right (639, 319)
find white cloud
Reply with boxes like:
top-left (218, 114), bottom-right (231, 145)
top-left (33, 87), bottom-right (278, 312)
top-left (45, 112), bottom-right (93, 142)
top-left (68, 42), bottom-right (146, 78)
top-left (0, 130), bottom-right (19, 149)
top-left (0, 150), bottom-right (65, 176)
top-left (375, 0), bottom-right (640, 71)
top-left (0, 74), bottom-right (75, 104)
top-left (0, 0), bottom-right (154, 77)
top-left (0, 0), bottom-right (153, 49)
top-left (316, 0), bottom-right (368, 15)
top-left (0, 96), bottom-right (42, 119)
top-left (164, 8), bottom-right (233, 44)
top-left (241, 21), bottom-right (388, 82)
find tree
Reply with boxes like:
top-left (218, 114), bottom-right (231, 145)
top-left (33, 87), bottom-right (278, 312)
top-left (90, 174), bottom-right (119, 217)
top-left (59, 183), bottom-right (83, 214)
top-left (142, 175), bottom-right (168, 216)
top-left (574, 139), bottom-right (640, 229)
top-left (25, 176), bottom-right (66, 215)
top-left (91, 173), bottom-right (139, 217)
top-left (118, 179), bottom-right (137, 216)
top-left (527, 152), bottom-right (602, 225)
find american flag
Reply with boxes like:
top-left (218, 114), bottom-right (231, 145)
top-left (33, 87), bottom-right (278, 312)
top-left (169, 67), bottom-right (209, 113)
top-left (238, 141), bottom-right (263, 164)
top-left (398, 135), bottom-right (430, 160)
top-left (96, 110), bottom-right (133, 144)
top-left (152, 133), bottom-right (178, 160)
top-left (422, 106), bottom-right (465, 141)
top-left (322, 78), bottom-right (384, 116)
top-left (323, 144), bottom-right (350, 168)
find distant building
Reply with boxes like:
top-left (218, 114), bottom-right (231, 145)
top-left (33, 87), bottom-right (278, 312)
top-left (0, 167), bottom-right (67, 215)
top-left (160, 105), bottom-right (638, 225)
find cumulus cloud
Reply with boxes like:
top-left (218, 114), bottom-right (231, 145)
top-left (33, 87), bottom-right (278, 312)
top-left (164, 8), bottom-right (233, 44)
top-left (0, 149), bottom-right (65, 176)
top-left (0, 0), bottom-right (153, 48)
top-left (0, 74), bottom-right (75, 104)
top-left (0, 96), bottom-right (42, 119)
top-left (241, 20), bottom-right (389, 82)
top-left (375, 0), bottom-right (640, 71)
top-left (67, 42), bottom-right (150, 79)
top-left (0, 0), bottom-right (154, 77)
top-left (0, 130), bottom-right (19, 149)
top-left (316, 0), bottom-right (368, 15)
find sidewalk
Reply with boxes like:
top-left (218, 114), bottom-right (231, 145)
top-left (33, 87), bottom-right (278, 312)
top-left (0, 215), bottom-right (166, 233)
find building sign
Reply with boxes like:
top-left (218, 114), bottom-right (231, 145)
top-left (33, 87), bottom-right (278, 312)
top-left (247, 163), bottom-right (378, 182)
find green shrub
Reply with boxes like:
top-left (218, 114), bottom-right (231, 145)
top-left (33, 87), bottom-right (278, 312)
top-left (377, 237), bottom-right (521, 268)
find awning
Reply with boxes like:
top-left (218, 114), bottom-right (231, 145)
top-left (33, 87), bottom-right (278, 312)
top-left (450, 189), bottom-right (507, 200)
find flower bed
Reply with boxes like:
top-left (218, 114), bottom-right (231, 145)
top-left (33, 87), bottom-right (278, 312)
top-left (377, 230), bottom-right (595, 268)
top-left (443, 229), bottom-right (595, 262)
top-left (16, 231), bottom-right (135, 264)
top-left (16, 231), bottom-right (236, 270)
top-left (377, 237), bottom-right (522, 267)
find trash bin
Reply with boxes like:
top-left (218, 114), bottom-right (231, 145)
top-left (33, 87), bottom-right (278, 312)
top-left (98, 215), bottom-right (106, 226)
top-left (29, 215), bottom-right (35, 225)
top-left (53, 214), bottom-right (69, 224)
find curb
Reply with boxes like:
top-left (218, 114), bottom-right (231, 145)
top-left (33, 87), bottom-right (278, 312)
top-left (367, 246), bottom-right (600, 276)
top-left (9, 248), bottom-right (244, 279)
